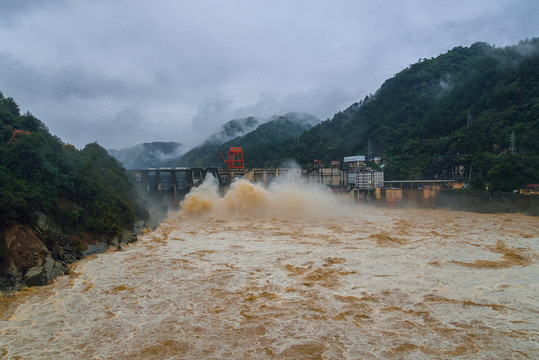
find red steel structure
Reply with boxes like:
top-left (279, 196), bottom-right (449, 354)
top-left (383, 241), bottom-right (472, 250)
top-left (218, 147), bottom-right (245, 169)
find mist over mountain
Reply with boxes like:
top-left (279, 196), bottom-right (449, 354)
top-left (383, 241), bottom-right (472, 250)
top-left (108, 112), bottom-right (320, 169)
top-left (177, 112), bottom-right (320, 167)
top-left (268, 112), bottom-right (320, 127)
top-left (108, 38), bottom-right (537, 192)
top-left (206, 116), bottom-right (261, 144)
top-left (108, 117), bottom-right (261, 169)
top-left (109, 142), bottom-right (183, 169)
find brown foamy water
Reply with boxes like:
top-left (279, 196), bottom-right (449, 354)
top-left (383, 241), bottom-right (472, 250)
top-left (1, 177), bottom-right (538, 359)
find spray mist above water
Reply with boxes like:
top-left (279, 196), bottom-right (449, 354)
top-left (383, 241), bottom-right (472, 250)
top-left (178, 168), bottom-right (348, 220)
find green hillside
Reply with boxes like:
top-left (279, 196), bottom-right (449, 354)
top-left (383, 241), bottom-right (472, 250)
top-left (244, 39), bottom-right (539, 192)
top-left (0, 93), bottom-right (146, 282)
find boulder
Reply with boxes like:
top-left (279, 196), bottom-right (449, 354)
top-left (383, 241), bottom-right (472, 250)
top-left (111, 230), bottom-right (137, 250)
top-left (0, 262), bottom-right (23, 291)
top-left (82, 242), bottom-right (107, 256)
top-left (43, 255), bottom-right (67, 281)
top-left (23, 255), bottom-right (65, 287)
top-left (24, 265), bottom-right (46, 286)
top-left (51, 237), bottom-right (83, 264)
top-left (4, 225), bottom-right (49, 271)
top-left (2, 225), bottom-right (70, 288)
top-left (36, 212), bottom-right (61, 234)
top-left (120, 230), bottom-right (137, 244)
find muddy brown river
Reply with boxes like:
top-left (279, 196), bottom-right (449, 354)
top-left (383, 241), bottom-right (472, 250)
top-left (1, 176), bottom-right (538, 359)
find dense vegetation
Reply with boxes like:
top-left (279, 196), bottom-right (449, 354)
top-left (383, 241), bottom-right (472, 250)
top-left (0, 93), bottom-right (145, 269)
top-left (233, 39), bottom-right (539, 192)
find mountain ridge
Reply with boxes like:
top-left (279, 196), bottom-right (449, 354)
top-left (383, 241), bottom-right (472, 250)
top-left (236, 38), bottom-right (539, 191)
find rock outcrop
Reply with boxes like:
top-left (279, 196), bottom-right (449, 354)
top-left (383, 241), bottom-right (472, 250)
top-left (2, 225), bottom-right (67, 288)
top-left (0, 213), bottom-right (162, 293)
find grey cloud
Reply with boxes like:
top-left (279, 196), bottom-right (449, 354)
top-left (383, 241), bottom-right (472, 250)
top-left (0, 0), bottom-right (537, 150)
top-left (0, 0), bottom-right (67, 26)
top-left (191, 95), bottom-right (235, 132)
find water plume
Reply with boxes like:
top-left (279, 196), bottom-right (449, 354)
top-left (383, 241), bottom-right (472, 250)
top-left (178, 169), bottom-right (348, 220)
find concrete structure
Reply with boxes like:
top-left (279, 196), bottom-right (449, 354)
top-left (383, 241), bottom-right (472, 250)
top-left (348, 171), bottom-right (384, 190)
top-left (129, 167), bottom-right (219, 206)
top-left (130, 166), bottom-right (461, 211)
top-left (242, 168), bottom-right (290, 184)
top-left (302, 167), bottom-right (347, 190)
top-left (383, 179), bottom-right (455, 190)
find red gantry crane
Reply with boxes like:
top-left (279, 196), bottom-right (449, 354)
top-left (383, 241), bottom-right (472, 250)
top-left (218, 147), bottom-right (245, 169)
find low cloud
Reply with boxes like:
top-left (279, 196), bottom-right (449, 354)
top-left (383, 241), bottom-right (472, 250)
top-left (0, 0), bottom-right (537, 149)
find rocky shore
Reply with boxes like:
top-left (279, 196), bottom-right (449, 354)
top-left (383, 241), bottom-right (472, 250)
top-left (0, 209), bottom-right (164, 294)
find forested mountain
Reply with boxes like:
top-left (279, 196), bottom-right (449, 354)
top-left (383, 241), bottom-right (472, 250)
top-left (109, 141), bottom-right (183, 169)
top-left (241, 39), bottom-right (539, 192)
top-left (0, 93), bottom-right (146, 288)
top-left (177, 112), bottom-right (319, 167)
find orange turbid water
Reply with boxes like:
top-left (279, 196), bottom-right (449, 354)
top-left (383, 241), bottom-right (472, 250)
top-left (1, 174), bottom-right (538, 359)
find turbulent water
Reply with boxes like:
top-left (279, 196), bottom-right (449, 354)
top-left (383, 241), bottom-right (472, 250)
top-left (1, 174), bottom-right (538, 359)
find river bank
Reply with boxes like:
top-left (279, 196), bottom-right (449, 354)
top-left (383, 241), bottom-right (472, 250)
top-left (0, 208), bottom-right (166, 294)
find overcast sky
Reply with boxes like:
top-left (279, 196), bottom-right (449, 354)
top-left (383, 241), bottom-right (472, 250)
top-left (0, 0), bottom-right (538, 150)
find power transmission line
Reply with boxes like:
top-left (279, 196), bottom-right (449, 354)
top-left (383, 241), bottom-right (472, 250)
top-left (0, 60), bottom-right (180, 142)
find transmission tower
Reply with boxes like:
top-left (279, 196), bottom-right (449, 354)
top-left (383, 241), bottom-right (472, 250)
top-left (510, 131), bottom-right (516, 154)
top-left (367, 139), bottom-right (373, 161)
top-left (467, 109), bottom-right (472, 127)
